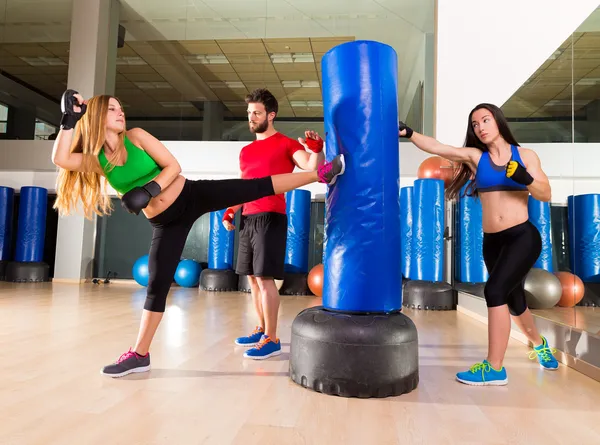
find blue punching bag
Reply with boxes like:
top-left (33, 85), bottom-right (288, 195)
top-left (15, 186), bottom-right (47, 262)
top-left (208, 209), bottom-right (235, 270)
top-left (289, 41), bottom-right (418, 399)
top-left (285, 189), bottom-right (311, 274)
top-left (567, 195), bottom-right (575, 272)
top-left (410, 179), bottom-right (444, 282)
top-left (321, 40), bottom-right (401, 313)
top-left (458, 181), bottom-right (488, 283)
top-left (0, 186), bottom-right (15, 262)
top-left (572, 194), bottom-right (600, 282)
top-left (400, 186), bottom-right (413, 280)
top-left (528, 196), bottom-right (553, 272)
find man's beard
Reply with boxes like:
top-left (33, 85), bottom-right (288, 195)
top-left (249, 119), bottom-right (269, 134)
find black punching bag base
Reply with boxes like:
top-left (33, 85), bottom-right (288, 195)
top-left (403, 280), bottom-right (456, 311)
top-left (5, 261), bottom-right (49, 282)
top-left (200, 269), bottom-right (238, 291)
top-left (290, 306), bottom-right (419, 398)
top-left (280, 272), bottom-right (310, 296)
top-left (0, 260), bottom-right (7, 281)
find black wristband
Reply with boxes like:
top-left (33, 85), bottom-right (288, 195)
top-left (60, 113), bottom-right (78, 130)
top-left (143, 180), bottom-right (162, 197)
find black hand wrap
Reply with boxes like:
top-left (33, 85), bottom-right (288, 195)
top-left (399, 120), bottom-right (413, 138)
top-left (506, 160), bottom-right (534, 186)
top-left (121, 181), bottom-right (162, 215)
top-left (60, 89), bottom-right (87, 130)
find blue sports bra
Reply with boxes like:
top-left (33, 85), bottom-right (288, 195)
top-left (475, 144), bottom-right (528, 193)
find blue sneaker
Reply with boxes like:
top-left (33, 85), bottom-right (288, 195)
top-left (529, 336), bottom-right (559, 370)
top-left (235, 326), bottom-right (264, 347)
top-left (243, 335), bottom-right (281, 360)
top-left (456, 360), bottom-right (508, 386)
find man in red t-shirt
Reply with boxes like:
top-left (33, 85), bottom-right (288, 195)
top-left (222, 88), bottom-right (325, 360)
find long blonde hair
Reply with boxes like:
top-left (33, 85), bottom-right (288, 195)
top-left (53, 95), bottom-right (126, 219)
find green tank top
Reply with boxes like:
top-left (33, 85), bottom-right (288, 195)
top-left (98, 135), bottom-right (162, 195)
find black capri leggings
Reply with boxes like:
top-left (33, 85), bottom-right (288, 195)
top-left (482, 220), bottom-right (542, 316)
top-left (143, 177), bottom-right (275, 313)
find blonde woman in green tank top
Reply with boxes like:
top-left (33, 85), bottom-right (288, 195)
top-left (52, 89), bottom-right (346, 377)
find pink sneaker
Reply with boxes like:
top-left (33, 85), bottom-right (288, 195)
top-left (318, 154), bottom-right (346, 185)
top-left (101, 348), bottom-right (151, 378)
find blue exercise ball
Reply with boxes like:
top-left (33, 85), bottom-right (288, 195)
top-left (175, 259), bottom-right (201, 287)
top-left (132, 254), bottom-right (150, 286)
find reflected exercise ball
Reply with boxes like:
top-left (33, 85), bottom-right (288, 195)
top-left (554, 271), bottom-right (585, 307)
top-left (308, 263), bottom-right (324, 297)
top-left (523, 268), bottom-right (563, 309)
top-left (417, 156), bottom-right (456, 188)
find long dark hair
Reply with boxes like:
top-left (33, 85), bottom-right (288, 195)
top-left (446, 103), bottom-right (520, 200)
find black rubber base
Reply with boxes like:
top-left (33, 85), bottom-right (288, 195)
top-left (0, 260), bottom-right (7, 281)
top-left (289, 306), bottom-right (419, 398)
top-left (578, 282), bottom-right (600, 307)
top-left (403, 280), bottom-right (456, 310)
top-left (280, 272), bottom-right (310, 296)
top-left (200, 268), bottom-right (238, 291)
top-left (238, 274), bottom-right (252, 293)
top-left (4, 261), bottom-right (49, 282)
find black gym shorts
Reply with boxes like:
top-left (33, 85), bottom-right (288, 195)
top-left (235, 212), bottom-right (288, 280)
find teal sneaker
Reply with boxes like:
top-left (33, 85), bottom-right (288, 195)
top-left (529, 336), bottom-right (559, 371)
top-left (456, 360), bottom-right (508, 386)
top-left (234, 326), bottom-right (264, 347)
top-left (243, 335), bottom-right (281, 360)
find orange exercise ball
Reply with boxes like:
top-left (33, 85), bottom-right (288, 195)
top-left (554, 271), bottom-right (585, 307)
top-left (308, 263), bottom-right (324, 297)
top-left (417, 156), bottom-right (456, 188)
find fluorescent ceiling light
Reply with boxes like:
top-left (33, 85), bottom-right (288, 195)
top-left (116, 56), bottom-right (147, 66)
top-left (184, 54), bottom-right (229, 64)
top-left (134, 81), bottom-right (172, 89)
top-left (159, 101), bottom-right (194, 108)
top-left (270, 52), bottom-right (314, 63)
top-left (282, 80), bottom-right (320, 88)
top-left (290, 100), bottom-right (323, 107)
top-left (20, 56), bottom-right (67, 66)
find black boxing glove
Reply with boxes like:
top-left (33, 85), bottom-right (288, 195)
top-left (121, 181), bottom-right (162, 215)
top-left (60, 89), bottom-right (87, 130)
top-left (399, 121), bottom-right (413, 139)
top-left (506, 160), bottom-right (534, 186)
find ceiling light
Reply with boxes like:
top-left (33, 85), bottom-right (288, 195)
top-left (290, 100), bottom-right (323, 107)
top-left (576, 78), bottom-right (600, 86)
top-left (184, 54), bottom-right (229, 64)
top-left (134, 81), bottom-right (172, 89)
top-left (20, 56), bottom-right (67, 66)
top-left (270, 52), bottom-right (314, 64)
top-left (116, 56), bottom-right (147, 66)
top-left (282, 80), bottom-right (320, 88)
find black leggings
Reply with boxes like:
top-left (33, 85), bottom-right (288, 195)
top-left (482, 220), bottom-right (542, 316)
top-left (144, 177), bottom-right (274, 312)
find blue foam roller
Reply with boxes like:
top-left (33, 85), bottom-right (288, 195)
top-left (400, 186), bottom-right (413, 279)
top-left (321, 40), bottom-right (401, 312)
top-left (0, 186), bottom-right (15, 261)
top-left (458, 181), bottom-right (488, 282)
top-left (528, 196), bottom-right (553, 272)
top-left (208, 209), bottom-right (235, 270)
top-left (285, 189), bottom-right (311, 273)
top-left (567, 195), bottom-right (575, 272)
top-left (572, 194), bottom-right (600, 282)
top-left (410, 179), bottom-right (444, 282)
top-left (15, 186), bottom-right (47, 262)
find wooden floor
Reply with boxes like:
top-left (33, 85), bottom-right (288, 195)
top-left (2, 282), bottom-right (600, 445)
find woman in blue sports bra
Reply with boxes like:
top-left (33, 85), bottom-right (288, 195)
top-left (399, 103), bottom-right (559, 386)
top-left (51, 89), bottom-right (345, 378)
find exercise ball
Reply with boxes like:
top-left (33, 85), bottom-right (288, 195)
top-left (132, 255), bottom-right (150, 287)
top-left (308, 263), bottom-right (324, 297)
top-left (417, 156), bottom-right (456, 188)
top-left (523, 268), bottom-right (562, 309)
top-left (175, 259), bottom-right (201, 287)
top-left (555, 271), bottom-right (585, 307)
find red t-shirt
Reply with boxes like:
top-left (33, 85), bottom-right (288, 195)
top-left (239, 132), bottom-right (305, 215)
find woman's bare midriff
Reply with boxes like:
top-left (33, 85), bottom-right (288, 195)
top-left (479, 190), bottom-right (530, 233)
top-left (142, 175), bottom-right (186, 219)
